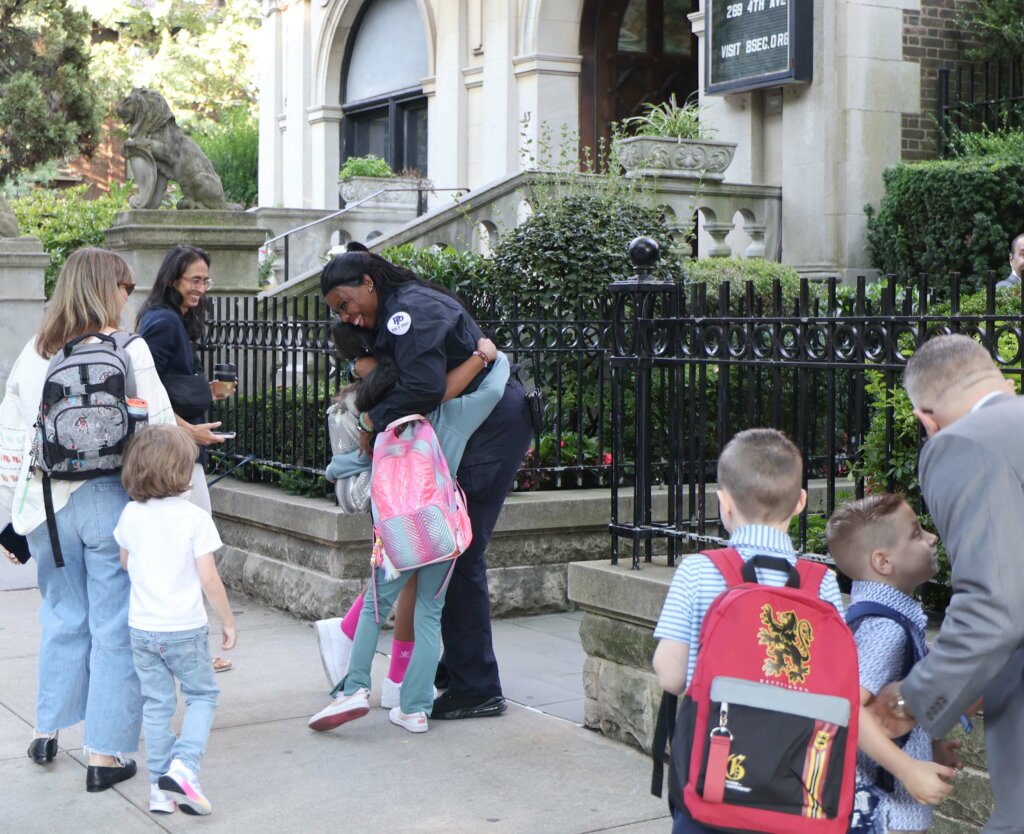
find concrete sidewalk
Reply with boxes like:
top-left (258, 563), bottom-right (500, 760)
top-left (0, 557), bottom-right (669, 833)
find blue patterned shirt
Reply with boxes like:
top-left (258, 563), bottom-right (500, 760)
top-left (653, 525), bottom-right (845, 686)
top-left (850, 580), bottom-right (933, 832)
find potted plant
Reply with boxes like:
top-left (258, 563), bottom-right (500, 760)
top-left (338, 155), bottom-right (428, 210)
top-left (614, 95), bottom-right (736, 181)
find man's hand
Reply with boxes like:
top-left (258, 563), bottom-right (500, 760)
top-left (867, 681), bottom-right (917, 738)
top-left (2, 546), bottom-right (20, 566)
top-left (933, 738), bottom-right (964, 771)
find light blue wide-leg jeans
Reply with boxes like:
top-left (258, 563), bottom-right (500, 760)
top-left (28, 475), bottom-right (143, 755)
top-left (131, 625), bottom-right (219, 780)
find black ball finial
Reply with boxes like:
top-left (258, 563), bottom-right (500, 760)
top-left (629, 237), bottom-right (660, 276)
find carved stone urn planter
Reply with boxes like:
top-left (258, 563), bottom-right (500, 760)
top-left (614, 136), bottom-right (737, 181)
top-left (338, 176), bottom-right (427, 209)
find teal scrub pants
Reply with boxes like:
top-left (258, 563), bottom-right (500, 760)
top-left (334, 560), bottom-right (451, 715)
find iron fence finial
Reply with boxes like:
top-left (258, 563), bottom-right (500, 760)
top-left (629, 236), bottom-right (660, 278)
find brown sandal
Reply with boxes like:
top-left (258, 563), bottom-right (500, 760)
top-left (213, 656), bottom-right (233, 673)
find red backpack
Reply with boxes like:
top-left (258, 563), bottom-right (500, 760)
top-left (662, 549), bottom-right (860, 834)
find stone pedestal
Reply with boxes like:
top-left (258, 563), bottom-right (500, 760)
top-left (0, 237), bottom-right (48, 391)
top-left (103, 210), bottom-right (272, 314)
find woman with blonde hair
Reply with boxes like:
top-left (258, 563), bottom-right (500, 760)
top-left (0, 247), bottom-right (175, 794)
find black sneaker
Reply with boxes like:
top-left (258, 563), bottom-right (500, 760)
top-left (431, 692), bottom-right (507, 720)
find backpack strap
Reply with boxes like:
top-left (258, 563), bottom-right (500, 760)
top-left (795, 559), bottom-right (829, 597)
top-left (41, 475), bottom-right (64, 569)
top-left (846, 601), bottom-right (924, 674)
top-left (702, 548), bottom-right (745, 586)
top-left (650, 690), bottom-right (678, 798)
top-left (385, 414), bottom-right (427, 432)
top-left (845, 600), bottom-right (923, 790)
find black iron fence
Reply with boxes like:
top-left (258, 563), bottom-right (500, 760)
top-left (609, 238), bottom-right (1024, 569)
top-left (198, 294), bottom-right (614, 493)
top-left (939, 58), bottom-right (1024, 155)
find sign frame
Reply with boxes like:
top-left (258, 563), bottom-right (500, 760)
top-left (705, 0), bottom-right (813, 96)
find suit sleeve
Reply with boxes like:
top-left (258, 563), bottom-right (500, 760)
top-left (902, 433), bottom-right (1024, 736)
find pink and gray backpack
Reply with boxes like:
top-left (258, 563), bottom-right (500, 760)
top-left (368, 415), bottom-right (472, 615)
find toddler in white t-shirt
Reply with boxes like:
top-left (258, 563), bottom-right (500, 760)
top-left (114, 424), bottom-right (237, 817)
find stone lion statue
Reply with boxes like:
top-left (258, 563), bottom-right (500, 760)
top-left (116, 87), bottom-right (241, 211)
top-left (0, 193), bottom-right (19, 238)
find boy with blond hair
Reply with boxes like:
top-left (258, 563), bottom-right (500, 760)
top-left (828, 494), bottom-right (963, 834)
top-left (653, 429), bottom-right (954, 834)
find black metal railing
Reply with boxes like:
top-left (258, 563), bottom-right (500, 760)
top-left (198, 294), bottom-right (614, 492)
top-left (938, 58), bottom-right (1024, 155)
top-left (609, 238), bottom-right (1024, 568)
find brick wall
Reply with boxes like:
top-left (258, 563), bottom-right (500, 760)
top-left (59, 118), bottom-right (127, 198)
top-left (901, 0), bottom-right (980, 161)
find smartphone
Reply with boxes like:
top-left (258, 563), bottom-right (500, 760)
top-left (212, 431), bottom-right (236, 439)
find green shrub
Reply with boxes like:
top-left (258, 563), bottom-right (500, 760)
top-left (214, 382), bottom-right (334, 498)
top-left (865, 157), bottom-right (1024, 296)
top-left (490, 191), bottom-right (687, 312)
top-left (191, 108), bottom-right (258, 208)
top-left (381, 243), bottom-right (493, 313)
top-left (339, 154), bottom-right (394, 180)
top-left (11, 184), bottom-right (130, 297)
top-left (682, 257), bottom-right (824, 312)
top-left (946, 126), bottom-right (1024, 159)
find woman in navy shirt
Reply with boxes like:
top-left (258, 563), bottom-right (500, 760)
top-left (319, 248), bottom-right (532, 719)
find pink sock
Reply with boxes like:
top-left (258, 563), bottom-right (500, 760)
top-left (340, 595), bottom-right (363, 640)
top-left (388, 640), bottom-right (415, 683)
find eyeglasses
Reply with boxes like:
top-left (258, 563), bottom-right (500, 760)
top-left (183, 277), bottom-right (214, 290)
top-left (118, 281), bottom-right (136, 297)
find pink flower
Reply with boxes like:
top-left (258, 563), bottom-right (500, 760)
top-left (602, 452), bottom-right (613, 465)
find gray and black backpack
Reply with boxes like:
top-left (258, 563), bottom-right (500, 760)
top-left (34, 331), bottom-right (144, 567)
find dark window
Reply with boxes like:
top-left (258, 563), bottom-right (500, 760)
top-left (341, 0), bottom-right (429, 176)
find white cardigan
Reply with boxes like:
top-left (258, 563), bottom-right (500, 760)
top-left (0, 334), bottom-right (175, 536)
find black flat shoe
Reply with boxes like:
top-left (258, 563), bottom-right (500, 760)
top-left (86, 759), bottom-right (137, 792)
top-left (27, 735), bottom-right (58, 764)
top-left (431, 693), bottom-right (507, 720)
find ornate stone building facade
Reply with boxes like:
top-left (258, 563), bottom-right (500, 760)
top-left (258, 0), bottom-right (973, 276)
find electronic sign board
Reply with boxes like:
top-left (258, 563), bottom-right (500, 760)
top-left (706, 0), bottom-right (812, 95)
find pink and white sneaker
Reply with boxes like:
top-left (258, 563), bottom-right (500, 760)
top-left (308, 687), bottom-right (370, 732)
top-left (389, 707), bottom-right (428, 734)
top-left (158, 759), bottom-right (211, 816)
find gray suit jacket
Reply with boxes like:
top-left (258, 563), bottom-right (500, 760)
top-left (903, 393), bottom-right (1024, 736)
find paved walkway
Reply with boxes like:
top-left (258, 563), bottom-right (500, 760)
top-left (0, 557), bottom-right (669, 833)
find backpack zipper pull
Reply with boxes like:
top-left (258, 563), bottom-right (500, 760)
top-left (704, 701), bottom-right (733, 803)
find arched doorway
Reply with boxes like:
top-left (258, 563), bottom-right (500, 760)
top-left (580, 0), bottom-right (699, 156)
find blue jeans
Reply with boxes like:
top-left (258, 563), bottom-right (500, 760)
top-left (28, 475), bottom-right (143, 755)
top-left (131, 625), bottom-right (219, 780)
top-left (337, 560), bottom-right (452, 715)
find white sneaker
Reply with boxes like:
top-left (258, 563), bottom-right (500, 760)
top-left (380, 678), bottom-right (439, 709)
top-left (158, 759), bottom-right (211, 816)
top-left (149, 783), bottom-right (177, 814)
top-left (308, 687), bottom-right (370, 732)
top-left (389, 707), bottom-right (428, 734)
top-left (314, 618), bottom-right (353, 688)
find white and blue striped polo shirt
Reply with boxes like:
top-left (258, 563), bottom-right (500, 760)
top-left (653, 525), bottom-right (845, 687)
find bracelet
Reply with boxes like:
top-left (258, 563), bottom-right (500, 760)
top-left (344, 360), bottom-right (359, 383)
top-left (357, 412), bottom-right (373, 434)
top-left (473, 349), bottom-right (490, 368)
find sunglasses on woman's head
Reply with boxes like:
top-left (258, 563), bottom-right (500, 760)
top-left (118, 281), bottom-right (136, 296)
